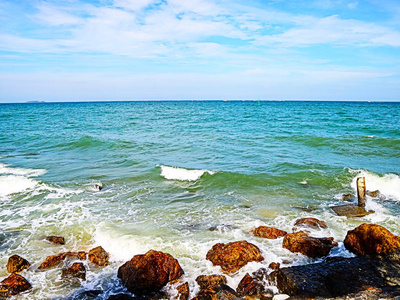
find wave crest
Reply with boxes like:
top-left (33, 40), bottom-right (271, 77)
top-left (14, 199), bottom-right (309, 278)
top-left (159, 165), bottom-right (215, 181)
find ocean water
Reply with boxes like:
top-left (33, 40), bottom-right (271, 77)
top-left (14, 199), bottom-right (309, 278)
top-left (0, 100), bottom-right (399, 299)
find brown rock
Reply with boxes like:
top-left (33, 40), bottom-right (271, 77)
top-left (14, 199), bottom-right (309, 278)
top-left (268, 262), bottom-right (280, 271)
top-left (250, 226), bottom-right (287, 239)
top-left (38, 253), bottom-right (67, 269)
top-left (62, 262), bottom-right (86, 281)
top-left (0, 273), bottom-right (31, 297)
top-left (283, 231), bottom-right (338, 258)
top-left (193, 284), bottom-right (242, 300)
top-left (88, 246), bottom-right (109, 266)
top-left (236, 273), bottom-right (265, 297)
top-left (293, 218), bottom-right (327, 232)
top-left (6, 255), bottom-right (30, 273)
top-left (177, 282), bottom-right (189, 300)
top-left (366, 190), bottom-right (380, 198)
top-left (343, 194), bottom-right (356, 201)
top-left (196, 275), bottom-right (227, 291)
top-left (344, 223), bottom-right (400, 256)
top-left (206, 241), bottom-right (264, 274)
top-left (46, 236), bottom-right (65, 245)
top-left (117, 250), bottom-right (184, 296)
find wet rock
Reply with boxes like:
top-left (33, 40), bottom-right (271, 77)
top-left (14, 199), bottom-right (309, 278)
top-left (342, 194), bottom-right (356, 202)
top-left (250, 226), bottom-right (287, 239)
top-left (6, 255), bottom-right (30, 273)
top-left (196, 275), bottom-right (227, 290)
top-left (193, 284), bottom-right (243, 300)
top-left (74, 289), bottom-right (104, 299)
top-left (236, 273), bottom-right (265, 297)
top-left (88, 246), bottom-right (109, 266)
top-left (62, 262), bottom-right (86, 281)
top-left (107, 294), bottom-right (136, 300)
top-left (94, 183), bottom-right (104, 191)
top-left (206, 241), bottom-right (264, 273)
top-left (38, 253), bottom-right (67, 269)
top-left (177, 282), bottom-right (189, 300)
top-left (274, 255), bottom-right (400, 298)
top-left (268, 262), bottom-right (280, 271)
top-left (344, 223), bottom-right (400, 256)
top-left (331, 203), bottom-right (373, 218)
top-left (282, 231), bottom-right (338, 258)
top-left (117, 250), bottom-right (184, 296)
top-left (46, 235), bottom-right (65, 245)
top-left (0, 273), bottom-right (32, 297)
top-left (366, 190), bottom-right (380, 198)
top-left (292, 217), bottom-right (327, 232)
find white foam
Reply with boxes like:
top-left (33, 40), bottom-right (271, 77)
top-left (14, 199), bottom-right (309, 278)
top-left (0, 163), bottom-right (46, 177)
top-left (160, 165), bottom-right (215, 181)
top-left (0, 175), bottom-right (38, 197)
top-left (351, 170), bottom-right (400, 201)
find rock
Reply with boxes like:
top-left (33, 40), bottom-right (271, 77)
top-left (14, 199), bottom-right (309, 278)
top-left (274, 255), bottom-right (400, 298)
top-left (62, 262), bottom-right (86, 281)
top-left (94, 183), bottom-right (104, 191)
top-left (344, 223), bottom-right (400, 256)
top-left (177, 282), bottom-right (189, 300)
top-left (0, 273), bottom-right (32, 297)
top-left (6, 255), bottom-right (30, 273)
top-left (236, 273), bottom-right (265, 297)
top-left (196, 275), bottom-right (227, 290)
top-left (117, 250), bottom-right (184, 296)
top-left (206, 241), bottom-right (264, 273)
top-left (107, 294), bottom-right (136, 300)
top-left (193, 284), bottom-right (243, 300)
top-left (292, 217), bottom-right (327, 232)
top-left (250, 226), bottom-right (287, 239)
top-left (282, 231), bottom-right (338, 258)
top-left (343, 193), bottom-right (356, 201)
top-left (74, 289), bottom-right (104, 299)
top-left (88, 246), bottom-right (109, 266)
top-left (331, 203), bottom-right (373, 218)
top-left (38, 253), bottom-right (67, 269)
top-left (366, 190), bottom-right (380, 198)
top-left (46, 235), bottom-right (65, 245)
top-left (268, 262), bottom-right (280, 271)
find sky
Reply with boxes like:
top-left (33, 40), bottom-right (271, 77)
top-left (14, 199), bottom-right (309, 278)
top-left (0, 0), bottom-right (399, 102)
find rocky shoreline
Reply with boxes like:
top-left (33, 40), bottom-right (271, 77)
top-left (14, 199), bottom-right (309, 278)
top-left (1, 220), bottom-right (400, 299)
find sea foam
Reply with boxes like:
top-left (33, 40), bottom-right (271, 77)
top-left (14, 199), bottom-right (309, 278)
top-left (160, 165), bottom-right (215, 181)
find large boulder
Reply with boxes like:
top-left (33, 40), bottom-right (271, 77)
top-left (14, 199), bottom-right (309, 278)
top-left (117, 250), bottom-right (184, 296)
top-left (282, 231), bottom-right (338, 258)
top-left (250, 226), bottom-right (287, 239)
top-left (0, 274), bottom-right (32, 297)
top-left (292, 217), bottom-right (327, 232)
top-left (206, 241), bottom-right (264, 273)
top-left (344, 223), bottom-right (400, 256)
top-left (274, 255), bottom-right (400, 298)
top-left (6, 255), bottom-right (30, 273)
top-left (88, 246), bottom-right (109, 266)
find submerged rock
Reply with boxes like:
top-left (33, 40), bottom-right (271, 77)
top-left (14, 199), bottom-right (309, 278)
top-left (62, 262), bottom-right (86, 281)
top-left (117, 250), bottom-right (184, 296)
top-left (0, 273), bottom-right (32, 297)
top-left (206, 241), bottom-right (264, 273)
top-left (45, 236), bottom-right (65, 245)
top-left (344, 223), bottom-right (400, 256)
top-left (274, 255), bottom-right (400, 298)
top-left (342, 194), bottom-right (356, 202)
top-left (282, 231), bottom-right (338, 258)
top-left (88, 246), bottom-right (109, 266)
top-left (292, 217), bottom-right (327, 232)
top-left (6, 255), bottom-right (30, 273)
top-left (250, 226), bottom-right (287, 239)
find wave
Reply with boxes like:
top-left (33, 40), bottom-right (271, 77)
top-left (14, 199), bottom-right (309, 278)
top-left (350, 169), bottom-right (400, 201)
top-left (0, 163), bottom-right (46, 177)
top-left (159, 165), bottom-right (215, 181)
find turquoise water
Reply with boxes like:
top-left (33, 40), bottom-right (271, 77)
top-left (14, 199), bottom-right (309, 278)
top-left (1, 101), bottom-right (400, 299)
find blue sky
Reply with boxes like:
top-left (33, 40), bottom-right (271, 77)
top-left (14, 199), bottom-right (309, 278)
top-left (0, 0), bottom-right (399, 102)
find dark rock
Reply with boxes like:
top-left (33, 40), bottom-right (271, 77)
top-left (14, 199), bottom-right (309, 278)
top-left (250, 226), bottom-right (287, 239)
top-left (331, 203), bottom-right (373, 218)
top-left (193, 284), bottom-right (243, 300)
top-left (236, 273), bottom-right (265, 297)
top-left (46, 235), bottom-right (65, 245)
top-left (74, 289), bottom-right (104, 299)
top-left (366, 190), bottom-right (380, 198)
top-left (88, 246), bottom-right (109, 266)
top-left (0, 273), bottom-right (32, 297)
top-left (274, 255), bottom-right (400, 298)
top-left (107, 294), bottom-right (136, 300)
top-left (196, 275), bottom-right (227, 290)
top-left (117, 250), bottom-right (184, 296)
top-left (342, 194), bottom-right (356, 202)
top-left (62, 262), bottom-right (86, 281)
top-left (6, 255), bottom-right (30, 273)
top-left (94, 183), bottom-right (103, 191)
top-left (344, 223), bottom-right (400, 256)
top-left (292, 217), bottom-right (327, 232)
top-left (282, 231), bottom-right (338, 258)
top-left (206, 241), bottom-right (264, 273)
top-left (177, 282), bottom-right (189, 300)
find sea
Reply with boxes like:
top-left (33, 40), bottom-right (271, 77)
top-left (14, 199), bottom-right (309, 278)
top-left (0, 100), bottom-right (399, 299)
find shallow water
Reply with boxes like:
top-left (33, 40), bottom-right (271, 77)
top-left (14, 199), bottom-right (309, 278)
top-left (0, 101), bottom-right (400, 299)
